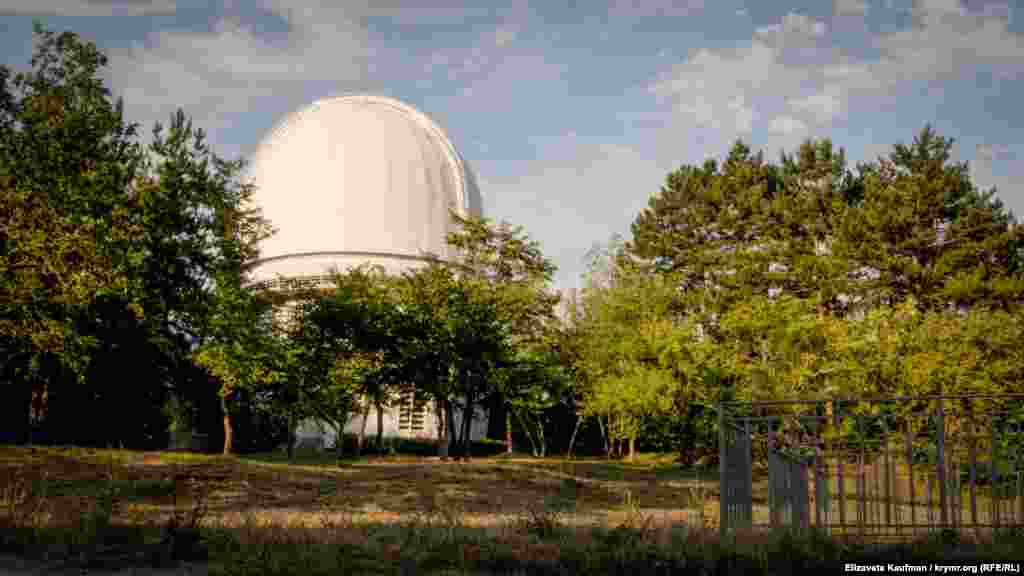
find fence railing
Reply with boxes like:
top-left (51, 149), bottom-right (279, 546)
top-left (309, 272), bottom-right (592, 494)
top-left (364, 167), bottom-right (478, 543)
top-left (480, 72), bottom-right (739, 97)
top-left (718, 394), bottom-right (1024, 539)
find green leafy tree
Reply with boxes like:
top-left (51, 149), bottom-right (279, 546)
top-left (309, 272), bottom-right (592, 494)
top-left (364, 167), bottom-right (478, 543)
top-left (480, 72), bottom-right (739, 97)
top-left (0, 25), bottom-right (146, 442)
top-left (440, 211), bottom-right (561, 456)
top-left (838, 126), bottom-right (1024, 312)
top-left (573, 256), bottom-right (690, 460)
top-left (294, 265), bottom-right (409, 458)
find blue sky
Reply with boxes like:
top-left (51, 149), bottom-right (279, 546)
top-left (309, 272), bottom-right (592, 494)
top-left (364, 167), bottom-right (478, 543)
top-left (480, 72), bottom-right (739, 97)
top-left (2, 0), bottom-right (1022, 292)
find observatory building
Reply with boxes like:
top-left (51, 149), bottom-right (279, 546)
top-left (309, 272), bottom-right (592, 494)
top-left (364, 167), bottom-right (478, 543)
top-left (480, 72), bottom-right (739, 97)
top-left (244, 94), bottom-right (488, 449)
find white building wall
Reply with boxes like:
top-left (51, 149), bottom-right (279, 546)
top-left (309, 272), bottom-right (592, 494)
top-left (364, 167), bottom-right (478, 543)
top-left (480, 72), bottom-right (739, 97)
top-left (246, 94), bottom-right (491, 450)
top-left (295, 400), bottom-right (488, 448)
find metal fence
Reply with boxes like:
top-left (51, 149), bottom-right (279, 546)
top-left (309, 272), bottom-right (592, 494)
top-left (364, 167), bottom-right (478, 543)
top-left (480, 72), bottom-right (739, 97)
top-left (718, 394), bottom-right (1024, 539)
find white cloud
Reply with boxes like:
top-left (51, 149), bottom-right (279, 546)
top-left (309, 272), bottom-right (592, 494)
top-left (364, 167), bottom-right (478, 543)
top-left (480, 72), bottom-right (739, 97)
top-left (494, 25), bottom-right (519, 47)
top-left (106, 5), bottom-right (371, 151)
top-left (425, 9), bottom-right (532, 86)
top-left (609, 0), bottom-right (705, 18)
top-left (789, 84), bottom-right (843, 125)
top-left (756, 13), bottom-right (828, 40)
top-left (648, 3), bottom-right (1023, 148)
top-left (649, 32), bottom-right (809, 136)
top-left (768, 115), bottom-right (809, 137)
top-left (1, 0), bottom-right (175, 16)
top-left (977, 143), bottom-right (1012, 164)
top-left (971, 143), bottom-right (1023, 218)
top-left (446, 51), bottom-right (568, 115)
top-left (876, 1), bottom-right (1024, 82)
top-left (480, 137), bottom-right (668, 290)
top-left (834, 0), bottom-right (869, 17)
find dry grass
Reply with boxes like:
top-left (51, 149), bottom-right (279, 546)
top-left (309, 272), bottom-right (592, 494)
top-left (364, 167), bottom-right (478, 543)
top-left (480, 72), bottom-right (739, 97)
top-left (1, 445), bottom-right (1022, 575)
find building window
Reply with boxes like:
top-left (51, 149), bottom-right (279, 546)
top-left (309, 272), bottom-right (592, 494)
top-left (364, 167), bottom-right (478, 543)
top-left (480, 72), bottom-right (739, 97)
top-left (398, 387), bottom-right (427, 432)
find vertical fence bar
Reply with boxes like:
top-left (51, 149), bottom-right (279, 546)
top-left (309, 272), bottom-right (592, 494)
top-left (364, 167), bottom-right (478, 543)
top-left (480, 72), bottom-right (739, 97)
top-left (802, 456), bottom-right (811, 532)
top-left (768, 420), bottom-right (777, 529)
top-left (743, 419), bottom-right (752, 528)
top-left (1011, 469), bottom-right (1019, 528)
top-left (927, 473), bottom-right (934, 533)
top-left (815, 453), bottom-right (825, 531)
top-left (786, 455), bottom-right (793, 526)
top-left (937, 401), bottom-right (948, 529)
top-left (992, 425), bottom-right (999, 531)
top-left (718, 403), bottom-right (727, 539)
top-left (953, 452), bottom-right (961, 531)
top-left (856, 455), bottom-right (862, 532)
top-left (968, 402), bottom-right (978, 534)
top-left (859, 416), bottom-right (866, 535)
top-left (907, 421), bottom-right (916, 537)
top-left (788, 457), bottom-right (795, 528)
top-left (884, 420), bottom-right (892, 535)
top-left (836, 407), bottom-right (846, 534)
top-left (874, 452), bottom-right (882, 535)
top-left (891, 434), bottom-right (900, 537)
top-left (868, 454), bottom-right (876, 535)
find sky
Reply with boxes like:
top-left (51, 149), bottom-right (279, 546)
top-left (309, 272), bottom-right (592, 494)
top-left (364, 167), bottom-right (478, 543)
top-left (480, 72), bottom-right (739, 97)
top-left (2, 0), bottom-right (1022, 293)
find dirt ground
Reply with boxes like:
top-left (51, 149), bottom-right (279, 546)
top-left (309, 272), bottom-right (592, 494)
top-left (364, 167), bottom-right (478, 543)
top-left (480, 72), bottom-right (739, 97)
top-left (0, 446), bottom-right (716, 533)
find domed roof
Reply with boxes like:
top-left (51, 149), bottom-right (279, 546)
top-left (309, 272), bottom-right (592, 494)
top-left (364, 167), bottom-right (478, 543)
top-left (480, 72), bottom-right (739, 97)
top-left (244, 94), bottom-right (483, 283)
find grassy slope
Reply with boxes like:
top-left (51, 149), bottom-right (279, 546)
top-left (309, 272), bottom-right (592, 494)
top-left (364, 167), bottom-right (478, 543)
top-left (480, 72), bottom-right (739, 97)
top-left (1, 445), bottom-right (1021, 575)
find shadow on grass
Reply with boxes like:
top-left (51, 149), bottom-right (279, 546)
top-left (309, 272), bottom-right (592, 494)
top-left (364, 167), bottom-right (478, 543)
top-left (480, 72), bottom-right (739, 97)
top-left (4, 445), bottom-right (1023, 574)
top-left (5, 513), bottom-right (1024, 575)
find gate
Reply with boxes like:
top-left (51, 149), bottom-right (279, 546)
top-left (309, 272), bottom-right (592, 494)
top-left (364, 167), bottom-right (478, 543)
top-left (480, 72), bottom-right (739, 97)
top-left (718, 394), bottom-right (1024, 539)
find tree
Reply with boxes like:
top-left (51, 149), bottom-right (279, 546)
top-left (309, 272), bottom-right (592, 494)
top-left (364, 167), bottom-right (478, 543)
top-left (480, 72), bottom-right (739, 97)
top-left (191, 277), bottom-right (279, 455)
top-left (296, 265), bottom-right (407, 458)
top-left (839, 126), bottom-right (1024, 312)
top-left (2, 24), bottom-right (277, 449)
top-left (627, 129), bottom-right (1024, 320)
top-left (573, 257), bottom-right (690, 460)
top-left (587, 366), bottom-right (677, 461)
top-left (388, 261), bottom-right (513, 459)
top-left (626, 143), bottom-right (784, 322)
top-left (443, 211), bottom-right (560, 455)
top-left (0, 24), bottom-right (146, 443)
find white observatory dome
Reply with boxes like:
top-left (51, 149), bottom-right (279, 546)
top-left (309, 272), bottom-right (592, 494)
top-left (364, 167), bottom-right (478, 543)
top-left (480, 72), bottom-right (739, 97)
top-left (245, 94), bottom-right (483, 289)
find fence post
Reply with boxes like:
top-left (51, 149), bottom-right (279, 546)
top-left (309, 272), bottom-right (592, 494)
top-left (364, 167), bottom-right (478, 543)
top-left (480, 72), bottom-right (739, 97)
top-left (883, 419), bottom-right (892, 535)
top-left (768, 417), bottom-right (777, 529)
top-left (937, 400), bottom-right (948, 528)
top-left (858, 415), bottom-right (866, 535)
top-left (906, 421), bottom-right (916, 536)
top-left (1011, 469), bottom-right (1019, 528)
top-left (968, 400), bottom-right (978, 534)
top-left (718, 402), bottom-right (727, 539)
top-left (744, 419), bottom-right (753, 528)
top-left (836, 405), bottom-right (846, 534)
top-left (992, 425), bottom-right (999, 531)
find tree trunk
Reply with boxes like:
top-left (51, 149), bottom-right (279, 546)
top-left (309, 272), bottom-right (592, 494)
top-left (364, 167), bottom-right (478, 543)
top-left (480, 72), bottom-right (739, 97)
top-left (335, 423), bottom-right (345, 461)
top-left (220, 395), bottom-right (233, 455)
top-left (436, 398), bottom-right (448, 459)
top-left (443, 399), bottom-right (456, 460)
top-left (460, 395), bottom-right (474, 460)
top-left (505, 411), bottom-right (513, 454)
top-left (486, 393), bottom-right (505, 441)
top-left (596, 415), bottom-right (609, 458)
top-left (375, 399), bottom-right (384, 451)
top-left (513, 408), bottom-right (541, 457)
top-left (628, 435), bottom-right (636, 462)
top-left (1, 379), bottom-right (31, 445)
top-left (286, 412), bottom-right (295, 460)
top-left (356, 400), bottom-right (370, 457)
top-left (567, 415), bottom-right (583, 459)
top-left (538, 421), bottom-right (546, 458)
